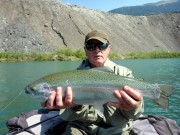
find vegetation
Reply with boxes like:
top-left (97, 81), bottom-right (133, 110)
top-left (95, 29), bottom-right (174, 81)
top-left (0, 49), bottom-right (180, 62)
top-left (124, 51), bottom-right (180, 59)
top-left (0, 49), bottom-right (86, 62)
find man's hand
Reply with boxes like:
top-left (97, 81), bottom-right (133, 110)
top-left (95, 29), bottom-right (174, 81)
top-left (108, 85), bottom-right (143, 111)
top-left (41, 87), bottom-right (77, 109)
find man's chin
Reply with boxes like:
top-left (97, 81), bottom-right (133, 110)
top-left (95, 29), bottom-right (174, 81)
top-left (93, 60), bottom-right (104, 67)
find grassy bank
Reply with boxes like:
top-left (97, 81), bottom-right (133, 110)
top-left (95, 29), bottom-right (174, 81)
top-left (0, 49), bottom-right (180, 62)
top-left (0, 49), bottom-right (86, 62)
top-left (124, 51), bottom-right (180, 59)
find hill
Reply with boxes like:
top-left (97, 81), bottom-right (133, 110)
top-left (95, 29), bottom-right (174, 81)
top-left (109, 0), bottom-right (180, 16)
top-left (0, 0), bottom-right (180, 54)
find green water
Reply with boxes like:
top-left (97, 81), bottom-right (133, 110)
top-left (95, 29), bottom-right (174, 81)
top-left (0, 59), bottom-right (179, 134)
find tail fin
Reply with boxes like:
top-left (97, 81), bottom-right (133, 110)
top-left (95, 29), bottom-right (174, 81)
top-left (154, 84), bottom-right (175, 109)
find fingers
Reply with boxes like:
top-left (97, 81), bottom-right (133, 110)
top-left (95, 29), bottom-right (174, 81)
top-left (55, 87), bottom-right (74, 108)
top-left (109, 86), bottom-right (143, 111)
top-left (46, 90), bottom-right (57, 109)
top-left (64, 87), bottom-right (73, 107)
top-left (55, 87), bottom-right (64, 108)
top-left (42, 87), bottom-right (74, 109)
top-left (65, 87), bottom-right (78, 108)
top-left (120, 90), bottom-right (140, 110)
top-left (111, 89), bottom-right (137, 111)
top-left (123, 85), bottom-right (142, 102)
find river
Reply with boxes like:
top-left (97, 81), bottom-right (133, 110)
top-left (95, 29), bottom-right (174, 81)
top-left (0, 58), bottom-right (179, 134)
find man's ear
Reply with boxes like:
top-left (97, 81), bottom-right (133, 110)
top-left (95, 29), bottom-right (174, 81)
top-left (108, 45), bottom-right (112, 50)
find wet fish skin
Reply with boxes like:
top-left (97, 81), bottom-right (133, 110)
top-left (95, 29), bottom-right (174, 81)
top-left (25, 68), bottom-right (175, 109)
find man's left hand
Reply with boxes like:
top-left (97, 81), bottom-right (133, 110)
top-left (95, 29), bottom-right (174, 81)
top-left (108, 85), bottom-right (143, 111)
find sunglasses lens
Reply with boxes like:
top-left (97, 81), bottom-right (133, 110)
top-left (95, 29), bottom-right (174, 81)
top-left (86, 44), bottom-right (95, 51)
top-left (86, 43), bottom-right (108, 51)
top-left (99, 43), bottom-right (108, 50)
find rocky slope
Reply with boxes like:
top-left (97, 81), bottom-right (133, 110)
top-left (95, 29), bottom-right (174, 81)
top-left (0, 0), bottom-right (179, 54)
top-left (109, 0), bottom-right (180, 16)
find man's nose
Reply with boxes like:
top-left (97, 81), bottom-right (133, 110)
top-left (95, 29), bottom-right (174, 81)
top-left (94, 45), bottom-right (100, 52)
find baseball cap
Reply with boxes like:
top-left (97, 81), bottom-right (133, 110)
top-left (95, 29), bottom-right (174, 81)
top-left (85, 30), bottom-right (109, 44)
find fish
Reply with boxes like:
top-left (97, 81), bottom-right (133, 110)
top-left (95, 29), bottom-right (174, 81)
top-left (25, 67), bottom-right (175, 112)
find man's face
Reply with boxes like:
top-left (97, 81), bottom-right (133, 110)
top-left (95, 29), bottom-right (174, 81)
top-left (84, 39), bottom-right (111, 67)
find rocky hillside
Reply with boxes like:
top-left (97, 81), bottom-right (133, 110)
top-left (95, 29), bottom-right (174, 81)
top-left (0, 0), bottom-right (179, 54)
top-left (109, 0), bottom-right (180, 16)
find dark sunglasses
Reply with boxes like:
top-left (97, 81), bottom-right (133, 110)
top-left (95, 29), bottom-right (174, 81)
top-left (85, 42), bottom-right (109, 51)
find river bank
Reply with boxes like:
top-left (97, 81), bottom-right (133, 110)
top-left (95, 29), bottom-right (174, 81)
top-left (0, 49), bottom-right (180, 62)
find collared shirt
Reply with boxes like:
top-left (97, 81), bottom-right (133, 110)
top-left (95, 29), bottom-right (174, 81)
top-left (78, 58), bottom-right (134, 78)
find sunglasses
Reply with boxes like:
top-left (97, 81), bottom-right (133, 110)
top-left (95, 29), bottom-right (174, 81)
top-left (85, 42), bottom-right (109, 51)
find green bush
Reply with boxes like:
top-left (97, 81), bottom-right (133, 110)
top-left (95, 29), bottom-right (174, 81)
top-left (124, 51), bottom-right (180, 59)
top-left (74, 49), bottom-right (86, 59)
top-left (0, 50), bottom-right (179, 62)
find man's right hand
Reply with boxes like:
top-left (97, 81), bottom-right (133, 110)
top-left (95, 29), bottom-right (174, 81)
top-left (41, 87), bottom-right (77, 109)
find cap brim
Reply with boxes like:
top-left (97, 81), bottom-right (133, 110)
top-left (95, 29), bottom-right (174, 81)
top-left (86, 37), bottom-right (107, 44)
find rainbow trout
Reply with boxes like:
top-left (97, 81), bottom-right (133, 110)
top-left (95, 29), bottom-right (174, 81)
top-left (25, 67), bottom-right (175, 109)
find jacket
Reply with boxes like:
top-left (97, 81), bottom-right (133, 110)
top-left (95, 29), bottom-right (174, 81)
top-left (59, 59), bottom-right (144, 135)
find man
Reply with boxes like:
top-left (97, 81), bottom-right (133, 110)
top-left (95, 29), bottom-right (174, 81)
top-left (43, 30), bottom-right (143, 135)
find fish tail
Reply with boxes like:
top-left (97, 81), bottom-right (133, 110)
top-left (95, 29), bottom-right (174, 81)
top-left (153, 84), bottom-right (175, 109)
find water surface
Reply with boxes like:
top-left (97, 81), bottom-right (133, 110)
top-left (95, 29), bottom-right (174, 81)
top-left (0, 59), bottom-right (179, 134)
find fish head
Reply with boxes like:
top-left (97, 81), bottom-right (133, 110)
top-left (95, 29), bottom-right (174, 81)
top-left (25, 79), bottom-right (52, 101)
